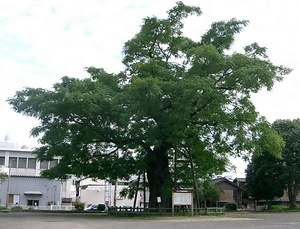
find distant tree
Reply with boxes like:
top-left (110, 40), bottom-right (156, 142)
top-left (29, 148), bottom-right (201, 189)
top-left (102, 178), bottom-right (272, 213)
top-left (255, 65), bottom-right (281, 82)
top-left (0, 172), bottom-right (5, 183)
top-left (272, 119), bottom-right (300, 209)
top-left (246, 153), bottom-right (286, 209)
top-left (8, 2), bottom-right (290, 207)
top-left (246, 119), bottom-right (300, 209)
top-left (199, 180), bottom-right (222, 207)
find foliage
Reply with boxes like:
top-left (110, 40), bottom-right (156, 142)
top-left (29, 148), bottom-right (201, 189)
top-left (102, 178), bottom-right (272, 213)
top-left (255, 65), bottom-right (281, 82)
top-left (97, 204), bottom-right (106, 211)
top-left (272, 119), bottom-right (300, 209)
top-left (269, 204), bottom-right (289, 211)
top-left (225, 203), bottom-right (237, 211)
top-left (246, 153), bottom-right (286, 206)
top-left (119, 183), bottom-right (136, 200)
top-left (198, 180), bottom-right (222, 206)
top-left (0, 208), bottom-right (11, 213)
top-left (7, 2), bottom-right (290, 208)
top-left (72, 201), bottom-right (85, 211)
top-left (0, 172), bottom-right (6, 183)
top-left (246, 119), bottom-right (300, 209)
top-left (11, 205), bottom-right (23, 211)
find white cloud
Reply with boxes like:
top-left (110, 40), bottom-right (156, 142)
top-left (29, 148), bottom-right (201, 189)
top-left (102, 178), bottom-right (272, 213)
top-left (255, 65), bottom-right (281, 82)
top-left (0, 1), bottom-right (299, 162)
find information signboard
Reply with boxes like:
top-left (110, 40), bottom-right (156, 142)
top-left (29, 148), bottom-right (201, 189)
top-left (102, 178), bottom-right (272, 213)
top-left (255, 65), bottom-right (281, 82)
top-left (173, 192), bottom-right (192, 205)
top-left (172, 190), bottom-right (193, 216)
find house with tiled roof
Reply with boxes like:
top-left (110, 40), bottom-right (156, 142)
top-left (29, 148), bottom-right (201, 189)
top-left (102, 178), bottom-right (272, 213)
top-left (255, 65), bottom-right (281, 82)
top-left (212, 177), bottom-right (244, 207)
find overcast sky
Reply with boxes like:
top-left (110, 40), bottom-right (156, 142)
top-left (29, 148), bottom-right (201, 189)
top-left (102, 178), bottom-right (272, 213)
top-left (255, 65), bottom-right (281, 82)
top-left (0, 0), bottom-right (299, 177)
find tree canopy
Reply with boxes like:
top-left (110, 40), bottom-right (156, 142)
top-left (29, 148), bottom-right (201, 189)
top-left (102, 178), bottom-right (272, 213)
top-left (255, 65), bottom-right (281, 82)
top-left (8, 2), bottom-right (291, 207)
top-left (273, 119), bottom-right (300, 208)
top-left (246, 153), bottom-right (286, 208)
top-left (246, 119), bottom-right (300, 209)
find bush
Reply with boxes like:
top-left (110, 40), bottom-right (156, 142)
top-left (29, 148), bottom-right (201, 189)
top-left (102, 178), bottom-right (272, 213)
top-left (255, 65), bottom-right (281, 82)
top-left (73, 201), bottom-right (85, 211)
top-left (11, 205), bottom-right (23, 211)
top-left (225, 203), bottom-right (237, 211)
top-left (0, 209), bottom-right (11, 213)
top-left (97, 204), bottom-right (106, 211)
top-left (269, 205), bottom-right (288, 211)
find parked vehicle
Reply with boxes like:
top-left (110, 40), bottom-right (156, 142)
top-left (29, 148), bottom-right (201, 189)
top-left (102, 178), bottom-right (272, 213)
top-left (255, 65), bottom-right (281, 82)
top-left (84, 204), bottom-right (107, 212)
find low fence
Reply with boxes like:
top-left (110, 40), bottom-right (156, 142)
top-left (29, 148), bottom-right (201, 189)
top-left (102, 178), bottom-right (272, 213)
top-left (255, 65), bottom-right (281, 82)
top-left (5, 204), bottom-right (75, 211)
top-left (108, 206), bottom-right (224, 216)
top-left (4, 204), bottom-right (224, 215)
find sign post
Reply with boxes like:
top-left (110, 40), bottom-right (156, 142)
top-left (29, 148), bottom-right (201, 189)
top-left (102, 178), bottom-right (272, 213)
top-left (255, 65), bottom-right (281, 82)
top-left (157, 197), bottom-right (161, 213)
top-left (172, 190), bottom-right (193, 216)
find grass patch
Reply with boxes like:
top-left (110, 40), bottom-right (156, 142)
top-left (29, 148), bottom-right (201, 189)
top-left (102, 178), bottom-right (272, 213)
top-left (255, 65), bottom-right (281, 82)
top-left (0, 209), bottom-right (11, 213)
top-left (266, 205), bottom-right (300, 212)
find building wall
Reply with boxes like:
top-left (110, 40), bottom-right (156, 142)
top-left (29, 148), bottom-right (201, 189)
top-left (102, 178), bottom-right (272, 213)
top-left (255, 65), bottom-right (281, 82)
top-left (219, 190), bottom-right (235, 203)
top-left (0, 143), bottom-right (142, 209)
top-left (0, 176), bottom-right (61, 207)
top-left (79, 178), bottom-right (141, 207)
top-left (0, 143), bottom-right (76, 208)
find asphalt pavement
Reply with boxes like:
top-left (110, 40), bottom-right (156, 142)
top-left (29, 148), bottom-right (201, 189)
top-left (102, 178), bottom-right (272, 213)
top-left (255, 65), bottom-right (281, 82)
top-left (1, 211), bottom-right (300, 229)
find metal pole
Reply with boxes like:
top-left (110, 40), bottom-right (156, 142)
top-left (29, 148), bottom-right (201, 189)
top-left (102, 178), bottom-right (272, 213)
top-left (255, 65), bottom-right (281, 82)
top-left (6, 165), bottom-right (11, 208)
top-left (113, 180), bottom-right (117, 208)
top-left (143, 171), bottom-right (146, 208)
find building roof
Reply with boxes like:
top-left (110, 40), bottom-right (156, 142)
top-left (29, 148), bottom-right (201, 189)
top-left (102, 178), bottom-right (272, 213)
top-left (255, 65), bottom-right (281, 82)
top-left (212, 177), bottom-right (244, 191)
top-left (233, 177), bottom-right (246, 183)
top-left (0, 142), bottom-right (34, 151)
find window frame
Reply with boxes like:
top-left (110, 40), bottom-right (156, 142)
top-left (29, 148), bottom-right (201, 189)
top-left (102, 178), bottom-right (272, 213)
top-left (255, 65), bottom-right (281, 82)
top-left (9, 157), bottom-right (17, 168)
top-left (18, 157), bottom-right (27, 168)
top-left (28, 158), bottom-right (37, 169)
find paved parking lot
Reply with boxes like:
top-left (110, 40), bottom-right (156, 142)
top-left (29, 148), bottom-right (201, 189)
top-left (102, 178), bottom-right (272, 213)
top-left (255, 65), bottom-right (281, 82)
top-left (1, 211), bottom-right (300, 229)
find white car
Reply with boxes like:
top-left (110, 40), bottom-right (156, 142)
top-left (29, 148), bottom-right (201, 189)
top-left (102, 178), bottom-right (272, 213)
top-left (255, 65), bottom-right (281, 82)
top-left (84, 204), bottom-right (108, 212)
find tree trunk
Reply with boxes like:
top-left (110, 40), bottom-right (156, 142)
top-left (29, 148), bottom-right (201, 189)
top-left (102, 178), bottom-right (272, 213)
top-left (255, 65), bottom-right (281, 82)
top-left (187, 147), bottom-right (200, 210)
top-left (133, 172), bottom-right (141, 209)
top-left (266, 200), bottom-right (272, 210)
top-left (146, 147), bottom-right (172, 208)
top-left (288, 182), bottom-right (299, 209)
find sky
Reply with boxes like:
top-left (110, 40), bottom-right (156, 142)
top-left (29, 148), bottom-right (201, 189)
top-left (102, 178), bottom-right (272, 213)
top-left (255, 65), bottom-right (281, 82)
top-left (0, 0), bottom-right (299, 177)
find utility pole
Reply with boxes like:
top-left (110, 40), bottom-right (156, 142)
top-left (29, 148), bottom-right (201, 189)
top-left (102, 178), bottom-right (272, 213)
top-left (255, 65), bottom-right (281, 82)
top-left (6, 164), bottom-right (11, 208)
top-left (113, 180), bottom-right (117, 208)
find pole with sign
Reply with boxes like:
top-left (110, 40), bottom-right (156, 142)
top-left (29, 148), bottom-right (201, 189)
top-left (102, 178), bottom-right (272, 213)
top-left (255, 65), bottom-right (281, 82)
top-left (172, 190), bottom-right (193, 216)
top-left (157, 197), bottom-right (161, 213)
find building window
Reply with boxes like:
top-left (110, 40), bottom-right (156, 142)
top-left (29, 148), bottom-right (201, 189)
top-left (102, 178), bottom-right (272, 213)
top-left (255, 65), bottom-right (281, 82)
top-left (9, 157), bottom-right (17, 168)
top-left (0, 157), bottom-right (5, 166)
top-left (18, 158), bottom-right (27, 168)
top-left (50, 159), bottom-right (58, 168)
top-left (27, 200), bottom-right (39, 206)
top-left (28, 158), bottom-right (37, 169)
top-left (40, 161), bottom-right (49, 169)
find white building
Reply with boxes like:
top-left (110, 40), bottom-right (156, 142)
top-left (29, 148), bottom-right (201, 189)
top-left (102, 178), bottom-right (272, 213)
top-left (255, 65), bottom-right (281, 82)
top-left (0, 141), bottom-right (147, 210)
top-left (0, 142), bottom-right (75, 209)
top-left (78, 178), bottom-right (145, 208)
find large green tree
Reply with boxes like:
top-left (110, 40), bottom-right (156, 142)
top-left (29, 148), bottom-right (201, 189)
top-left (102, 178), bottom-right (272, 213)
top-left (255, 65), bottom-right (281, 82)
top-left (246, 119), bottom-right (300, 209)
top-left (246, 153), bottom-right (286, 209)
top-left (272, 119), bottom-right (300, 208)
top-left (8, 2), bottom-right (290, 207)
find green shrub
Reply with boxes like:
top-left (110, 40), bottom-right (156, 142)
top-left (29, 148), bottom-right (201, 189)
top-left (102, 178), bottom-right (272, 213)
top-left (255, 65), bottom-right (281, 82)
top-left (97, 204), bottom-right (106, 211)
top-left (72, 201), bottom-right (85, 211)
top-left (0, 209), bottom-right (11, 213)
top-left (225, 203), bottom-right (237, 211)
top-left (269, 205), bottom-right (288, 211)
top-left (11, 205), bottom-right (23, 210)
